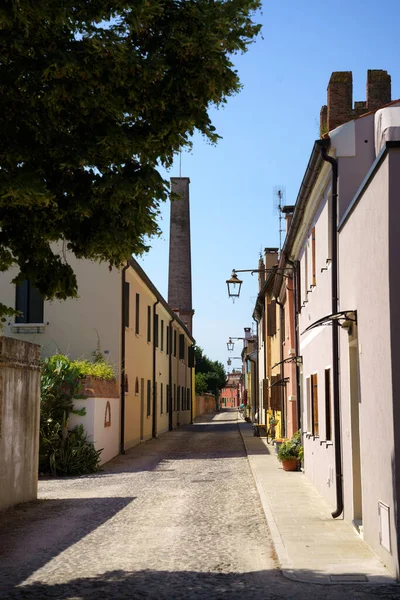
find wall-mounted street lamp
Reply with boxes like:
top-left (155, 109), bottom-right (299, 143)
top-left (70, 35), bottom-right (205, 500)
top-left (226, 337), bottom-right (250, 352)
top-left (227, 356), bottom-right (242, 367)
top-left (225, 272), bottom-right (243, 302)
top-left (226, 267), bottom-right (293, 301)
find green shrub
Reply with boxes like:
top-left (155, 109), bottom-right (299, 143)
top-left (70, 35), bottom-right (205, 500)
top-left (71, 359), bottom-right (115, 380)
top-left (39, 354), bottom-right (105, 476)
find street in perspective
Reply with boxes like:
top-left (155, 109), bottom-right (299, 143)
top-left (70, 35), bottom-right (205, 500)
top-left (2, 2), bottom-right (400, 599)
top-left (0, 411), bottom-right (398, 599)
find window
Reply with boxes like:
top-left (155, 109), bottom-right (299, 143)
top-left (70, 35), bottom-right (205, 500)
top-left (166, 384), bottom-right (170, 413)
top-left (187, 388), bottom-right (191, 411)
top-left (179, 334), bottom-right (185, 360)
top-left (123, 282), bottom-right (130, 327)
top-left (174, 383), bottom-right (176, 411)
top-left (154, 313), bottom-right (159, 347)
top-left (311, 227), bottom-right (316, 287)
top-left (161, 320), bottom-right (164, 351)
top-left (267, 301), bottom-right (276, 336)
top-left (304, 247), bottom-right (309, 296)
top-left (311, 373), bottom-right (319, 436)
top-left (135, 293), bottom-right (140, 334)
top-left (177, 385), bottom-right (181, 411)
top-left (15, 280), bottom-right (44, 323)
top-left (135, 377), bottom-right (139, 395)
top-left (124, 373), bottom-right (129, 393)
top-left (147, 306), bottom-right (151, 342)
top-left (306, 377), bottom-right (312, 432)
top-left (160, 382), bottom-right (163, 414)
top-left (147, 379), bottom-right (151, 416)
top-left (173, 330), bottom-right (177, 357)
top-left (325, 369), bottom-right (332, 441)
top-left (166, 326), bottom-right (170, 354)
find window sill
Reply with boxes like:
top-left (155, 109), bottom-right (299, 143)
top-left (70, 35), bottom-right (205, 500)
top-left (11, 323), bottom-right (46, 334)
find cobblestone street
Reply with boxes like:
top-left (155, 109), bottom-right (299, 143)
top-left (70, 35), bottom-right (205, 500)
top-left (0, 410), bottom-right (399, 599)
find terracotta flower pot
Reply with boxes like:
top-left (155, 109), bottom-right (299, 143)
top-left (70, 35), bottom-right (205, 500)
top-left (281, 458), bottom-right (299, 472)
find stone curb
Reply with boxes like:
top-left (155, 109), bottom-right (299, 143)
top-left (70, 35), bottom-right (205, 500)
top-left (237, 419), bottom-right (398, 587)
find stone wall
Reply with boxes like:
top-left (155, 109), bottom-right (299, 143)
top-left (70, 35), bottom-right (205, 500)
top-left (0, 336), bottom-right (41, 510)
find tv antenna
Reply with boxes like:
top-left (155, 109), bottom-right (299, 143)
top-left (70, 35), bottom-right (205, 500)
top-left (273, 186), bottom-right (286, 255)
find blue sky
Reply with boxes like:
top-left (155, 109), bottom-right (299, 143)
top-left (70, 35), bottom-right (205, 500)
top-left (138, 0), bottom-right (400, 369)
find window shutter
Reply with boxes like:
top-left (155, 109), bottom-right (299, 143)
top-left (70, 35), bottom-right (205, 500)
top-left (270, 375), bottom-right (281, 411)
top-left (123, 282), bottom-right (130, 327)
top-left (188, 346), bottom-right (195, 368)
top-left (147, 306), bottom-right (151, 342)
top-left (15, 280), bottom-right (29, 323)
top-left (154, 314), bottom-right (159, 347)
top-left (135, 293), bottom-right (140, 334)
top-left (267, 301), bottom-right (277, 336)
top-left (179, 334), bottom-right (185, 360)
top-left (29, 284), bottom-right (44, 323)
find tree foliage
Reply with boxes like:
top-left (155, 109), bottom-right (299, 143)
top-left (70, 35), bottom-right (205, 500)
top-left (0, 1), bottom-right (261, 314)
top-left (194, 346), bottom-right (226, 397)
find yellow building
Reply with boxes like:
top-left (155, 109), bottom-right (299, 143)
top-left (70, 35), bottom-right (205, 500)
top-left (0, 252), bottom-right (195, 459)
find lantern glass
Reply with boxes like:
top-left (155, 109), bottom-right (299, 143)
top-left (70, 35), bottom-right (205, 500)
top-left (227, 339), bottom-right (234, 352)
top-left (226, 271), bottom-right (243, 300)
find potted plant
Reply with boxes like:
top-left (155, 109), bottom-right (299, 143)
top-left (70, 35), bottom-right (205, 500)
top-left (277, 431), bottom-right (303, 471)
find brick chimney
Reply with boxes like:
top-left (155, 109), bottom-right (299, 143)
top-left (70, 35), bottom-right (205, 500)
top-left (320, 70), bottom-right (392, 137)
top-left (264, 248), bottom-right (279, 272)
top-left (327, 71), bottom-right (353, 133)
top-left (366, 69), bottom-right (391, 110)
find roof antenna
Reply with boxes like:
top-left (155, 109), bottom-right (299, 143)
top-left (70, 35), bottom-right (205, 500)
top-left (273, 186), bottom-right (286, 257)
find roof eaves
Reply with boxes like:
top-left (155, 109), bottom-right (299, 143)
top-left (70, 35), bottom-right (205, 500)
top-left (282, 138), bottom-right (329, 261)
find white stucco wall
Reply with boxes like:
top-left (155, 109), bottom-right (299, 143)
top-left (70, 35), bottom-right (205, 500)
top-left (0, 251), bottom-right (121, 366)
top-left (339, 154), bottom-right (397, 574)
top-left (69, 396), bottom-right (120, 466)
top-left (298, 189), bottom-right (336, 508)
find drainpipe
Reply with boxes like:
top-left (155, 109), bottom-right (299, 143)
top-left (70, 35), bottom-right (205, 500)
top-left (120, 263), bottom-right (130, 455)
top-left (275, 297), bottom-right (286, 438)
top-left (320, 143), bottom-right (343, 519)
top-left (152, 299), bottom-right (159, 438)
top-left (253, 319), bottom-right (260, 424)
top-left (168, 317), bottom-right (175, 431)
top-left (286, 258), bottom-right (302, 431)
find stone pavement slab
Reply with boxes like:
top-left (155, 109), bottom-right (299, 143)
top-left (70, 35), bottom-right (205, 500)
top-left (239, 420), bottom-right (396, 585)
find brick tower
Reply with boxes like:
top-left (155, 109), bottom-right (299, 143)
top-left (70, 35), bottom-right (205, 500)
top-left (168, 177), bottom-right (194, 335)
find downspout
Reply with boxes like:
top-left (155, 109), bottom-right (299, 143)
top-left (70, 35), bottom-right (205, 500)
top-left (254, 319), bottom-right (260, 424)
top-left (286, 258), bottom-right (302, 431)
top-left (320, 143), bottom-right (343, 519)
top-left (168, 316), bottom-right (175, 432)
top-left (152, 299), bottom-right (159, 438)
top-left (275, 297), bottom-right (286, 438)
top-left (120, 263), bottom-right (129, 455)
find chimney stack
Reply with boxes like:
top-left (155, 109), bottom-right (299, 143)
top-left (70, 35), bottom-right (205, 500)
top-left (168, 177), bottom-right (194, 335)
top-left (366, 69), bottom-right (391, 110)
top-left (327, 71), bottom-right (353, 133)
top-left (264, 248), bottom-right (279, 273)
top-left (320, 70), bottom-right (392, 137)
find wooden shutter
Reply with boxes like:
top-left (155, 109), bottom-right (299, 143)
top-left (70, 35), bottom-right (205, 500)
top-left (188, 346), bottom-right (195, 368)
top-left (267, 301), bottom-right (277, 336)
top-left (270, 375), bottom-right (282, 411)
top-left (262, 378), bottom-right (269, 409)
top-left (311, 227), bottom-right (316, 286)
top-left (123, 282), bottom-right (130, 327)
top-left (311, 373), bottom-right (319, 436)
top-left (154, 314), bottom-right (159, 347)
top-left (135, 293), bottom-right (140, 334)
top-left (147, 306), bottom-right (151, 342)
top-left (179, 334), bottom-right (185, 360)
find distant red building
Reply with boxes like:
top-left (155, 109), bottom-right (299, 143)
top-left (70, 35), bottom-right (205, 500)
top-left (220, 371), bottom-right (242, 408)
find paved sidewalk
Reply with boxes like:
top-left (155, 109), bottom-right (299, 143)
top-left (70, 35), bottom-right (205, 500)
top-left (239, 420), bottom-right (396, 585)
